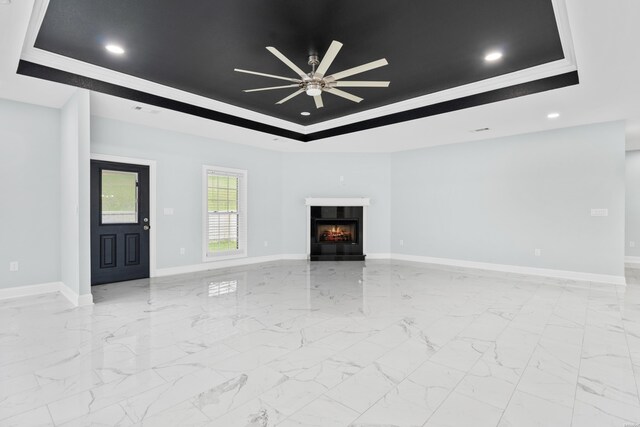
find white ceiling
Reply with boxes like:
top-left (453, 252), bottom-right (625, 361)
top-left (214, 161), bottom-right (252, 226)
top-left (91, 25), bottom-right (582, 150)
top-left (0, 0), bottom-right (73, 108)
top-left (1, 0), bottom-right (639, 153)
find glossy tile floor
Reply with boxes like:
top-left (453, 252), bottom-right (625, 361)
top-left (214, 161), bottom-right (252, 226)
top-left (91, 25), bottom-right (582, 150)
top-left (2, 260), bottom-right (640, 426)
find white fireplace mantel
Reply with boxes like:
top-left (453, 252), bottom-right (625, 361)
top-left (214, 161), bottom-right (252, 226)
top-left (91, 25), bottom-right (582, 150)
top-left (305, 197), bottom-right (370, 207)
top-left (305, 197), bottom-right (370, 259)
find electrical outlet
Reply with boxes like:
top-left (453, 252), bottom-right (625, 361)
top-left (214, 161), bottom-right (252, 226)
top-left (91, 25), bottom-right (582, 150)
top-left (9, 261), bottom-right (18, 272)
top-left (399, 239), bottom-right (404, 247)
top-left (339, 175), bottom-right (345, 186)
top-left (534, 249), bottom-right (541, 257)
top-left (264, 241), bottom-right (268, 247)
top-left (590, 208), bottom-right (608, 217)
top-left (179, 248), bottom-right (185, 255)
top-left (631, 241), bottom-right (636, 248)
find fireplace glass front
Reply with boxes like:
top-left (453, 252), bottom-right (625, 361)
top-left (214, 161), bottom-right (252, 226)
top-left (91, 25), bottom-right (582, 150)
top-left (315, 220), bottom-right (358, 244)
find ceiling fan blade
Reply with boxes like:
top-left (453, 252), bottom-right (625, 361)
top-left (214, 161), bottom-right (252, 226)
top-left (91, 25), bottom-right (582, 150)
top-left (325, 88), bottom-right (363, 103)
top-left (326, 58), bottom-right (389, 81)
top-left (266, 46), bottom-right (308, 79)
top-left (243, 84), bottom-right (300, 93)
top-left (314, 95), bottom-right (324, 109)
top-left (334, 81), bottom-right (390, 88)
top-left (234, 68), bottom-right (301, 83)
top-left (314, 40), bottom-right (343, 78)
top-left (276, 89), bottom-right (305, 104)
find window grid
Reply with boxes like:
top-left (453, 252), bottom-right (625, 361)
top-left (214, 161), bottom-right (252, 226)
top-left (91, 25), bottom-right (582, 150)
top-left (207, 172), bottom-right (241, 254)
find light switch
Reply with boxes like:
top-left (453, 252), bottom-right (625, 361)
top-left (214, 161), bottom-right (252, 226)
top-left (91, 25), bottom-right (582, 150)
top-left (590, 208), bottom-right (608, 217)
top-left (9, 261), bottom-right (18, 272)
top-left (164, 208), bottom-right (174, 215)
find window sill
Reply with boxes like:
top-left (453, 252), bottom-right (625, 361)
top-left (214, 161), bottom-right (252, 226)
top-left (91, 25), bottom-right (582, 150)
top-left (203, 252), bottom-right (247, 263)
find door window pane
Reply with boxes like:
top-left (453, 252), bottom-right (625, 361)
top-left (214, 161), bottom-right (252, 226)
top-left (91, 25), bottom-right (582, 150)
top-left (101, 170), bottom-right (138, 224)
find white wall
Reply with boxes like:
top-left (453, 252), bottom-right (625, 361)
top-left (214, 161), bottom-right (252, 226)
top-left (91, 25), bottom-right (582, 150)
top-left (281, 153), bottom-right (391, 255)
top-left (60, 92), bottom-right (79, 294)
top-left (91, 118), bottom-right (393, 267)
top-left (391, 121), bottom-right (626, 277)
top-left (0, 96), bottom-right (628, 290)
top-left (626, 150), bottom-right (640, 258)
top-left (0, 99), bottom-right (60, 289)
top-left (60, 90), bottom-right (91, 297)
top-left (90, 117), bottom-right (284, 270)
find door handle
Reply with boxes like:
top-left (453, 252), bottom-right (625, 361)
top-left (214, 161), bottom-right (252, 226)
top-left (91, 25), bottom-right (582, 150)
top-left (143, 225), bottom-right (150, 231)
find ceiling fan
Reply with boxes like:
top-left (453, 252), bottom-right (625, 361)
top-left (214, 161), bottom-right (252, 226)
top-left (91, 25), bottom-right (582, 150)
top-left (234, 40), bottom-right (389, 109)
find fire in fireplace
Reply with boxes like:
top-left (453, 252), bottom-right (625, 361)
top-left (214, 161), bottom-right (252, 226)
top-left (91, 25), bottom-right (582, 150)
top-left (317, 223), bottom-right (356, 242)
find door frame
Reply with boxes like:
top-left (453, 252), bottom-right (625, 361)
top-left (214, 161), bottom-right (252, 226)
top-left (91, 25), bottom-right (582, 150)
top-left (90, 153), bottom-right (157, 278)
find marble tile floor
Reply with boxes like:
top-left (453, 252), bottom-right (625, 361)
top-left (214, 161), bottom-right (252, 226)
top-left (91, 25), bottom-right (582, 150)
top-left (2, 260), bottom-right (640, 426)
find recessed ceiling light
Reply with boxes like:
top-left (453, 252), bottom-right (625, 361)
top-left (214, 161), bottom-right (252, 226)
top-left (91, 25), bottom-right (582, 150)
top-left (484, 51), bottom-right (503, 62)
top-left (547, 112), bottom-right (560, 119)
top-left (300, 112), bottom-right (311, 116)
top-left (105, 44), bottom-right (125, 55)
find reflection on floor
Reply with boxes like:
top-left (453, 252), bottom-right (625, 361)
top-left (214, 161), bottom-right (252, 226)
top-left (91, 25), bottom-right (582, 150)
top-left (1, 260), bottom-right (640, 426)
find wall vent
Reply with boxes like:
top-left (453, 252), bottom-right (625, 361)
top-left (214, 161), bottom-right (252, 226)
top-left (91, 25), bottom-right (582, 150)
top-left (132, 105), bottom-right (160, 114)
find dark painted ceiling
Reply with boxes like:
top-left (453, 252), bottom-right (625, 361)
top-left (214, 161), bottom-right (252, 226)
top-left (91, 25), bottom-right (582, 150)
top-left (35, 0), bottom-right (564, 126)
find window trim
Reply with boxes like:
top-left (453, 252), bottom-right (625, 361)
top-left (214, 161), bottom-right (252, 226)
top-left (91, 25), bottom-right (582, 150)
top-left (202, 165), bottom-right (248, 262)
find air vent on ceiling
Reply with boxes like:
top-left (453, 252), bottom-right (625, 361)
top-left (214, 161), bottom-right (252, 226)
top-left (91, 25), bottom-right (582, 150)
top-left (132, 105), bottom-right (160, 114)
top-left (471, 127), bottom-right (490, 133)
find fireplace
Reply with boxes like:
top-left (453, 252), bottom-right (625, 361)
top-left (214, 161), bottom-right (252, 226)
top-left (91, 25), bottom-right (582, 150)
top-left (310, 206), bottom-right (365, 261)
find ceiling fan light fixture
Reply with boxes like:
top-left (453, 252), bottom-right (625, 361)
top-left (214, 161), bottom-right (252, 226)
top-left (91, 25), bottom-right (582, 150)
top-left (305, 82), bottom-right (322, 97)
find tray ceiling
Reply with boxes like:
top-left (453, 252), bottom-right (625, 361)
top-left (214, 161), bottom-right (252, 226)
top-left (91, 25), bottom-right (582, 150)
top-left (18, 0), bottom-right (578, 141)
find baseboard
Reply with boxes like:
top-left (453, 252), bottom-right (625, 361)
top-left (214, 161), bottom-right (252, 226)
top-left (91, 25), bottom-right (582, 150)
top-left (156, 254), bottom-right (287, 277)
top-left (281, 253), bottom-right (391, 260)
top-left (58, 283), bottom-right (94, 306)
top-left (3, 253), bottom-right (624, 306)
top-left (625, 256), bottom-right (640, 265)
top-left (390, 253), bottom-right (626, 286)
top-left (155, 252), bottom-right (385, 276)
top-left (0, 281), bottom-right (93, 306)
top-left (0, 282), bottom-right (62, 301)
top-left (366, 253), bottom-right (392, 260)
top-left (281, 254), bottom-right (308, 260)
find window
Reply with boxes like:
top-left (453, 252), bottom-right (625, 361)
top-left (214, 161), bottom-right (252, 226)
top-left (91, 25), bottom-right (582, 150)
top-left (203, 165), bottom-right (247, 260)
top-left (101, 170), bottom-right (138, 224)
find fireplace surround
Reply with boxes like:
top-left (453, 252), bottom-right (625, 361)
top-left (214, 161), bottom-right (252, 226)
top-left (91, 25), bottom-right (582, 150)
top-left (305, 197), bottom-right (369, 261)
